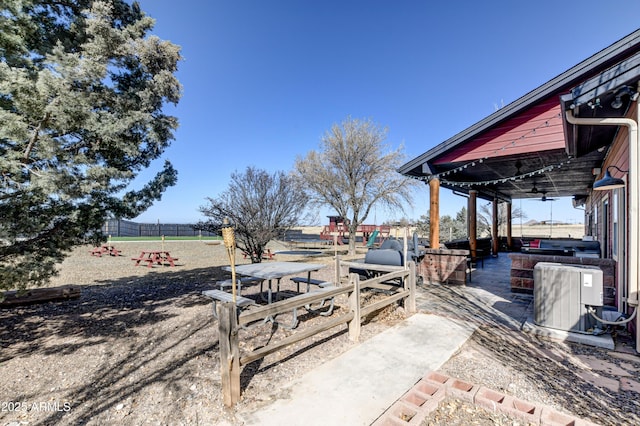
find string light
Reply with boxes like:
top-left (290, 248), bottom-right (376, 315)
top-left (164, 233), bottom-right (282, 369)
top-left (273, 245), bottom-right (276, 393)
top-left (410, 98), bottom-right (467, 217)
top-left (415, 112), bottom-right (563, 182)
top-left (436, 164), bottom-right (557, 187)
top-left (408, 160), bottom-right (574, 189)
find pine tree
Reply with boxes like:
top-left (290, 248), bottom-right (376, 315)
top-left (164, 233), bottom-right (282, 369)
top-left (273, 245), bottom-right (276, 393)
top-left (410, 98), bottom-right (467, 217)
top-left (0, 1), bottom-right (182, 289)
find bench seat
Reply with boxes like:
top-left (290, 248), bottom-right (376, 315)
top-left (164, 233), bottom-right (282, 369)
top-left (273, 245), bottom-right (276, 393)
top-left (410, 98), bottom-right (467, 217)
top-left (290, 276), bottom-right (333, 292)
top-left (202, 289), bottom-right (256, 318)
top-left (131, 257), bottom-right (155, 263)
top-left (202, 289), bottom-right (255, 306)
top-left (217, 276), bottom-right (263, 293)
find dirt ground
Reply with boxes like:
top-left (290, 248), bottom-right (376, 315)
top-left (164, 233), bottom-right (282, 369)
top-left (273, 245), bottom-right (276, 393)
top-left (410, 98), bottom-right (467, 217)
top-left (1, 238), bottom-right (638, 425)
top-left (0, 240), bottom-right (403, 425)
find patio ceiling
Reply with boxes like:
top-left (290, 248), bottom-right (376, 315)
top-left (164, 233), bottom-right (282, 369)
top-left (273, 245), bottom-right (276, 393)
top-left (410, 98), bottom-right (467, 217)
top-left (427, 148), bottom-right (605, 203)
top-left (399, 30), bottom-right (640, 204)
top-left (399, 101), bottom-right (610, 204)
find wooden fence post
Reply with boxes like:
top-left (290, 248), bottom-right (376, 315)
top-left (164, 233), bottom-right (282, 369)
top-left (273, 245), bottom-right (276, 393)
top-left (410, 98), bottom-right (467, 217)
top-left (407, 261), bottom-right (417, 313)
top-left (218, 302), bottom-right (240, 406)
top-left (334, 255), bottom-right (341, 285)
top-left (348, 273), bottom-right (361, 341)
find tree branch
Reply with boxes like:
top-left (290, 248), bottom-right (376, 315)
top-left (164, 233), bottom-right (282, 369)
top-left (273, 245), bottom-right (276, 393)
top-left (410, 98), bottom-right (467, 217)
top-left (23, 112), bottom-right (50, 162)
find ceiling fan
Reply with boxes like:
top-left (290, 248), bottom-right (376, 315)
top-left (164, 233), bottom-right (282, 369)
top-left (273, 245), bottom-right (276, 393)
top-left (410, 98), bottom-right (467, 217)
top-left (537, 191), bottom-right (555, 202)
top-left (528, 183), bottom-right (555, 201)
top-left (528, 182), bottom-right (540, 194)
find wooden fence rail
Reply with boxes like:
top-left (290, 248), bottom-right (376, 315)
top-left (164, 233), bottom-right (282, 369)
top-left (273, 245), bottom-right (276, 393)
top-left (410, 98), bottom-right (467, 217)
top-left (215, 258), bottom-right (416, 406)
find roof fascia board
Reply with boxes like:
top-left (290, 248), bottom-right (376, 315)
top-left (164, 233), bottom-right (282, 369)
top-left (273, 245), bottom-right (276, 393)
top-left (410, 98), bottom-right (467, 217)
top-left (561, 52), bottom-right (640, 156)
top-left (399, 29), bottom-right (640, 175)
top-left (568, 51), bottom-right (640, 109)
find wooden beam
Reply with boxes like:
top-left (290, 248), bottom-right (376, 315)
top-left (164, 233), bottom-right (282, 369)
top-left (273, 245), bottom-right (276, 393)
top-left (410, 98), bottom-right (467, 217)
top-left (429, 178), bottom-right (440, 249)
top-left (218, 302), bottom-right (240, 406)
top-left (338, 261), bottom-right (405, 274)
top-left (0, 285), bottom-right (80, 307)
top-left (468, 190), bottom-right (477, 258)
top-left (348, 273), bottom-right (361, 341)
top-left (240, 313), bottom-right (355, 365)
top-left (360, 290), bottom-right (409, 318)
top-left (407, 261), bottom-right (416, 313)
top-left (238, 286), bottom-right (348, 326)
top-left (492, 197), bottom-right (499, 256)
top-left (506, 202), bottom-right (513, 251)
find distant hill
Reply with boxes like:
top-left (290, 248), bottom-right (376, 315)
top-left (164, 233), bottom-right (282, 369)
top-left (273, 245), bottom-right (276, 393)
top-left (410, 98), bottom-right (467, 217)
top-left (522, 219), bottom-right (583, 226)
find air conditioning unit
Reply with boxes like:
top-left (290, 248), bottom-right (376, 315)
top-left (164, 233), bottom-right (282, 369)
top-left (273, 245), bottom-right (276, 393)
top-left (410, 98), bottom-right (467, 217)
top-left (533, 262), bottom-right (603, 333)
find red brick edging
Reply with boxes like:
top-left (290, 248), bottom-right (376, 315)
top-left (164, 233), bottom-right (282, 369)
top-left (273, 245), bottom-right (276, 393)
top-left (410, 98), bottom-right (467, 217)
top-left (372, 371), bottom-right (600, 426)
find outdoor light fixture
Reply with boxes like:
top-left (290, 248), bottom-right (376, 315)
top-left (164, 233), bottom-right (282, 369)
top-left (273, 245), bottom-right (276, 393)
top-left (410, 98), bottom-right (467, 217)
top-left (611, 96), bottom-right (625, 109)
top-left (593, 165), bottom-right (627, 190)
top-left (611, 86), bottom-right (639, 109)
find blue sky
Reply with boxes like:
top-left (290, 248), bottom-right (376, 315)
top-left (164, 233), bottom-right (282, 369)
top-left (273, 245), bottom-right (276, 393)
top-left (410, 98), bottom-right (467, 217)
top-left (131, 1), bottom-right (640, 226)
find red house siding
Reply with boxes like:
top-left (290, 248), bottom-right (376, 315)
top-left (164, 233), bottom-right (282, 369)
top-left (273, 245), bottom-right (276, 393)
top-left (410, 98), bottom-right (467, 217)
top-left (435, 98), bottom-right (565, 164)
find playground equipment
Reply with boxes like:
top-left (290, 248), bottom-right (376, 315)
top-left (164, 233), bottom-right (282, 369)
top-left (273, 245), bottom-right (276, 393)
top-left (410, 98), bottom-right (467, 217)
top-left (319, 216), bottom-right (390, 246)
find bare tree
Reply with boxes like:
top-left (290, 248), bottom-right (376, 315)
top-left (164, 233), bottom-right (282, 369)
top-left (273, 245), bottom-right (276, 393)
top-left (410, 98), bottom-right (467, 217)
top-left (197, 167), bottom-right (309, 263)
top-left (295, 117), bottom-right (418, 255)
top-left (479, 201), bottom-right (527, 237)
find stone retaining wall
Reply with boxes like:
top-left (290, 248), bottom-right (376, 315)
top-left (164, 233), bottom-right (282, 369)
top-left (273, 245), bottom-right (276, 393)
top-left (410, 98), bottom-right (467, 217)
top-left (419, 248), bottom-right (468, 285)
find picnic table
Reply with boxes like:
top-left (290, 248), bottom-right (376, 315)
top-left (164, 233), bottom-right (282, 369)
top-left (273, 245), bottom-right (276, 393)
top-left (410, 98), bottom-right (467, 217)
top-left (131, 250), bottom-right (179, 267)
top-left (212, 261), bottom-right (334, 328)
top-left (242, 248), bottom-right (276, 260)
top-left (90, 244), bottom-right (121, 257)
top-left (222, 261), bottom-right (327, 304)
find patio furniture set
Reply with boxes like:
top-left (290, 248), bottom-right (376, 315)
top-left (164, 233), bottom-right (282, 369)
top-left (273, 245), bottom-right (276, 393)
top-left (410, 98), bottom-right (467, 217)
top-left (202, 261), bottom-right (337, 329)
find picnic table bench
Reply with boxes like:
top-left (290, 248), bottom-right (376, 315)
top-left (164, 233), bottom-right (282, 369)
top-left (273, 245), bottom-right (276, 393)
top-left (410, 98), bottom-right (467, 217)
top-left (290, 276), bottom-right (334, 292)
top-left (202, 289), bottom-right (257, 318)
top-left (203, 284), bottom-right (337, 329)
top-left (131, 250), bottom-right (179, 267)
top-left (90, 244), bottom-right (121, 257)
top-left (216, 276), bottom-right (263, 294)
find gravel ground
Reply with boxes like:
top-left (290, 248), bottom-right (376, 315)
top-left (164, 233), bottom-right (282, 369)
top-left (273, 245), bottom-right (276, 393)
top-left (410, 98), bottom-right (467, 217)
top-left (1, 240), bottom-right (639, 425)
top-left (419, 282), bottom-right (640, 426)
top-left (0, 240), bottom-right (400, 425)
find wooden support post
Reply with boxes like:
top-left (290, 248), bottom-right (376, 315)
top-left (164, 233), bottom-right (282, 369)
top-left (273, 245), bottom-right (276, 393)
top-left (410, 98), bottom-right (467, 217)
top-left (492, 197), bottom-right (499, 256)
top-left (506, 202), bottom-right (512, 251)
top-left (348, 273), bottom-right (361, 342)
top-left (218, 302), bottom-right (240, 406)
top-left (403, 227), bottom-right (408, 270)
top-left (335, 255), bottom-right (341, 285)
top-left (468, 190), bottom-right (478, 259)
top-left (429, 178), bottom-right (440, 249)
top-left (407, 261), bottom-right (416, 313)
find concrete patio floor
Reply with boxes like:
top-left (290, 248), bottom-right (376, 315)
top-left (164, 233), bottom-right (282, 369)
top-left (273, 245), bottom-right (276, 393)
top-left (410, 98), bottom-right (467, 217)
top-left (417, 253), bottom-right (615, 350)
top-left (239, 252), bottom-right (638, 425)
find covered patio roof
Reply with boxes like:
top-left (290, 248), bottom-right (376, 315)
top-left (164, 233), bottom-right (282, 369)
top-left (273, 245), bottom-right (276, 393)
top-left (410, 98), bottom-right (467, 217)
top-left (399, 30), bottom-right (640, 204)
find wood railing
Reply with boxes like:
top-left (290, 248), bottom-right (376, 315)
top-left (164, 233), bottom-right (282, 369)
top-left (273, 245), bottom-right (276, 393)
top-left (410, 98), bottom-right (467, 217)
top-left (215, 258), bottom-right (416, 406)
